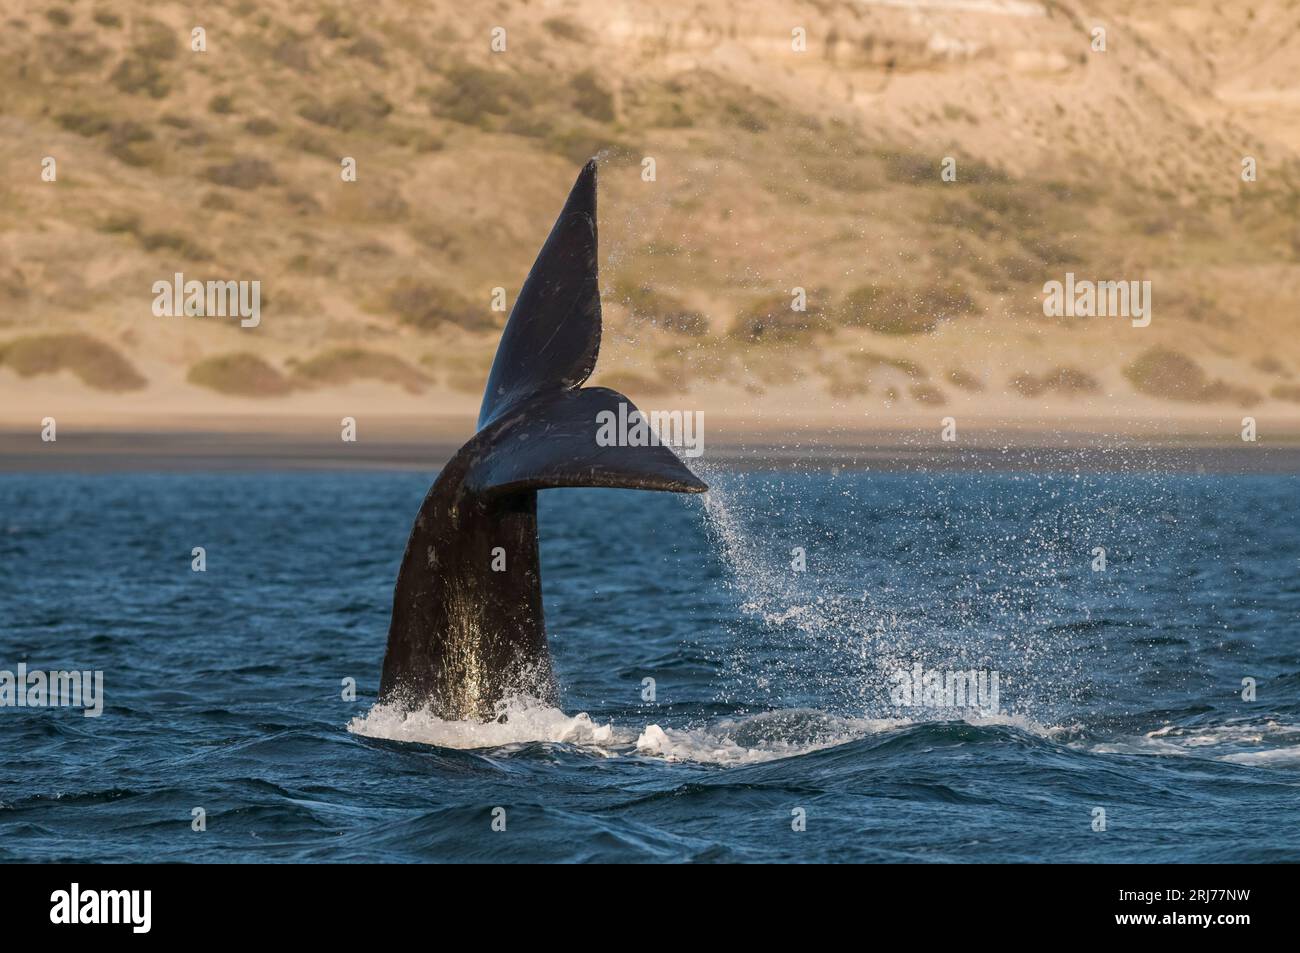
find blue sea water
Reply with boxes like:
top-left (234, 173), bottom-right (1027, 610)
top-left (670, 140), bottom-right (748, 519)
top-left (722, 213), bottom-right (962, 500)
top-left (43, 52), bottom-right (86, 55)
top-left (0, 467), bottom-right (1297, 863)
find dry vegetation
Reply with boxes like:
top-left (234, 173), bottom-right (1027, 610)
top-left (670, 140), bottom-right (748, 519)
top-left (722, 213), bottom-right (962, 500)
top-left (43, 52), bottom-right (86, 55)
top-left (291, 348), bottom-right (430, 393)
top-left (1123, 348), bottom-right (1261, 406)
top-left (187, 353), bottom-right (293, 397)
top-left (2, 0), bottom-right (1299, 427)
top-left (0, 334), bottom-right (146, 392)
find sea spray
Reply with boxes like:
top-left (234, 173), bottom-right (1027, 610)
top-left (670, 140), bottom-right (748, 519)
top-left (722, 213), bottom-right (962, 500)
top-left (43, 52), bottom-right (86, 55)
top-left (685, 464), bottom-right (1148, 724)
top-left (688, 462), bottom-right (903, 714)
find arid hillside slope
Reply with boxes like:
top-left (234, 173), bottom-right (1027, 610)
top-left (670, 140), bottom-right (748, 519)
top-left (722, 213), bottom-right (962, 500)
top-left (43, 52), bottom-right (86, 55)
top-left (2, 0), bottom-right (1300, 440)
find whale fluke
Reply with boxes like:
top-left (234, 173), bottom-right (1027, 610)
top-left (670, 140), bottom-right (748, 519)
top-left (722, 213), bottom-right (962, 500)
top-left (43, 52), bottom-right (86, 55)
top-left (379, 161), bottom-right (706, 721)
top-left (466, 388), bottom-right (706, 497)
top-left (477, 159), bottom-right (601, 431)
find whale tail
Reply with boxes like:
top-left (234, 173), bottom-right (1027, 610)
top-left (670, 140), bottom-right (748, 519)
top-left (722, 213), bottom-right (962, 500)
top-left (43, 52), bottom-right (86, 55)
top-left (471, 159), bottom-right (706, 497)
top-left (379, 160), bottom-right (703, 719)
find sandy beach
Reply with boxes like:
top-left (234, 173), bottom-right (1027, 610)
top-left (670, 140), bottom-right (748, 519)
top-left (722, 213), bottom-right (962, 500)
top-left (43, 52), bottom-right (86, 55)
top-left (4, 408), bottom-right (1298, 472)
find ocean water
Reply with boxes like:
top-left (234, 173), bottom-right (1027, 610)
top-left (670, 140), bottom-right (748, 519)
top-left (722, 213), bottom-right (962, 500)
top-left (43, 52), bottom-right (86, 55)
top-left (1, 467), bottom-right (1297, 863)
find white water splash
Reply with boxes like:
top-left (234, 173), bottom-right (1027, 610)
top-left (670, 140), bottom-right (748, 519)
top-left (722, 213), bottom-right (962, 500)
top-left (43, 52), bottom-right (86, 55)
top-left (349, 697), bottom-right (629, 755)
top-left (1084, 720), bottom-right (1300, 765)
top-left (350, 696), bottom-right (1070, 766)
top-left (633, 712), bottom-right (913, 765)
top-left (687, 464), bottom-right (918, 711)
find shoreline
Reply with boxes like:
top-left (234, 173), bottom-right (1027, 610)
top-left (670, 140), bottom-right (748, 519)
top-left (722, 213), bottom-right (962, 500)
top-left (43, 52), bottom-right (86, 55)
top-left (3, 417), bottom-right (1298, 474)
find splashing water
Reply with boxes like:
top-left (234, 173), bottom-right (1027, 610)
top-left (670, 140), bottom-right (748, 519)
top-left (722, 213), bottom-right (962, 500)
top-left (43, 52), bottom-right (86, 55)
top-left (685, 462), bottom-right (1191, 726)
top-left (349, 694), bottom-right (1072, 767)
top-left (349, 697), bottom-right (627, 754)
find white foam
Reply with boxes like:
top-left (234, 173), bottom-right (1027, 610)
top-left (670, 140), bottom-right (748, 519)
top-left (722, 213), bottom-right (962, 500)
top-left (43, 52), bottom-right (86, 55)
top-left (634, 713), bottom-right (911, 765)
top-left (350, 693), bottom-right (1300, 768)
top-left (1080, 719), bottom-right (1300, 765)
top-left (1218, 748), bottom-right (1300, 766)
top-left (349, 698), bottom-right (1068, 766)
top-left (348, 697), bottom-right (632, 756)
